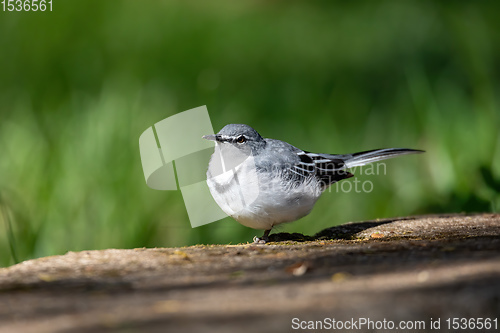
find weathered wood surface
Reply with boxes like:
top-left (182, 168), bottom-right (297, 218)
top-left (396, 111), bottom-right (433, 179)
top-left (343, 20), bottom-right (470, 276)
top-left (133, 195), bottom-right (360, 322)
top-left (0, 214), bottom-right (499, 333)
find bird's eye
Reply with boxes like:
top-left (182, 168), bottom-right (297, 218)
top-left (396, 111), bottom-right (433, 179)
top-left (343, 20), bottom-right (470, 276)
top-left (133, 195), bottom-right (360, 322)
top-left (236, 136), bottom-right (246, 144)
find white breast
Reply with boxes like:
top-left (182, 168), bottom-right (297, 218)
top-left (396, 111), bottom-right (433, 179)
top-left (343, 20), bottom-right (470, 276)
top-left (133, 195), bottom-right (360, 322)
top-left (207, 148), bottom-right (323, 230)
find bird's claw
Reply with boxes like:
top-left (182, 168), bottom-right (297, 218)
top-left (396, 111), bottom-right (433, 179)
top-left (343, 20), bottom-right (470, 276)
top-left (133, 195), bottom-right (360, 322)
top-left (252, 236), bottom-right (267, 244)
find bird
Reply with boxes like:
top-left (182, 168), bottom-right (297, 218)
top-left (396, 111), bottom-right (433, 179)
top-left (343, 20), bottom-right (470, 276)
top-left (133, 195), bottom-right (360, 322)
top-left (203, 124), bottom-right (423, 243)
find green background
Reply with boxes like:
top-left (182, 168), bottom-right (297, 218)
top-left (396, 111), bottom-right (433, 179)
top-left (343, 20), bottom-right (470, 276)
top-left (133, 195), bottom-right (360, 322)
top-left (0, 0), bottom-right (499, 267)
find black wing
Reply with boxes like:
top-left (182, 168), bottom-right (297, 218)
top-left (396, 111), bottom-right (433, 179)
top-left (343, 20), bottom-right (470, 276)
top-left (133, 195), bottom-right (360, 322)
top-left (288, 151), bottom-right (353, 187)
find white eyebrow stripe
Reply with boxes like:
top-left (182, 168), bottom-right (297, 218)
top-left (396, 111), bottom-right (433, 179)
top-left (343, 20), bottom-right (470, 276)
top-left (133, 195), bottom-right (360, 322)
top-left (313, 159), bottom-right (332, 163)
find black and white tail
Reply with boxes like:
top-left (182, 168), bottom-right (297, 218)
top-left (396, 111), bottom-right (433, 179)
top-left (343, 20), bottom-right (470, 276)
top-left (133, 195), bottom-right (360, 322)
top-left (341, 148), bottom-right (424, 168)
top-left (292, 148), bottom-right (423, 187)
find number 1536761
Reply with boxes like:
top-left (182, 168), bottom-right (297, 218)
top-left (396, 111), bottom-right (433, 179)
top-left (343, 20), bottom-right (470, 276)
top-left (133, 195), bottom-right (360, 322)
top-left (2, 0), bottom-right (52, 11)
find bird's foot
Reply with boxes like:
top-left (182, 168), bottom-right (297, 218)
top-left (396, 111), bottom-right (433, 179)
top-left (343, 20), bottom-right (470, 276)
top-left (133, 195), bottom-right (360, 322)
top-left (252, 229), bottom-right (271, 244)
top-left (252, 236), bottom-right (268, 244)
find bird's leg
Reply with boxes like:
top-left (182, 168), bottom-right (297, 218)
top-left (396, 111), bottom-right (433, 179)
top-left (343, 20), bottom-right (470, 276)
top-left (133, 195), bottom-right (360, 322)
top-left (253, 229), bottom-right (271, 244)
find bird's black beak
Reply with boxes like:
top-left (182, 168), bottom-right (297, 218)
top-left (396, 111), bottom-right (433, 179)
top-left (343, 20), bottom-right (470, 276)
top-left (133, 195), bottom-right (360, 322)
top-left (202, 134), bottom-right (218, 141)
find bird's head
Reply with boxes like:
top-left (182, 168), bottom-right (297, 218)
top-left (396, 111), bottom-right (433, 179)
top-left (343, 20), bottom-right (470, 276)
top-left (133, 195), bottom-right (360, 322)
top-left (203, 124), bottom-right (266, 154)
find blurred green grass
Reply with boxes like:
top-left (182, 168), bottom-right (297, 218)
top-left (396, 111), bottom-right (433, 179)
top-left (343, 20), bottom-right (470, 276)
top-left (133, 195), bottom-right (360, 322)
top-left (0, 0), bottom-right (499, 266)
